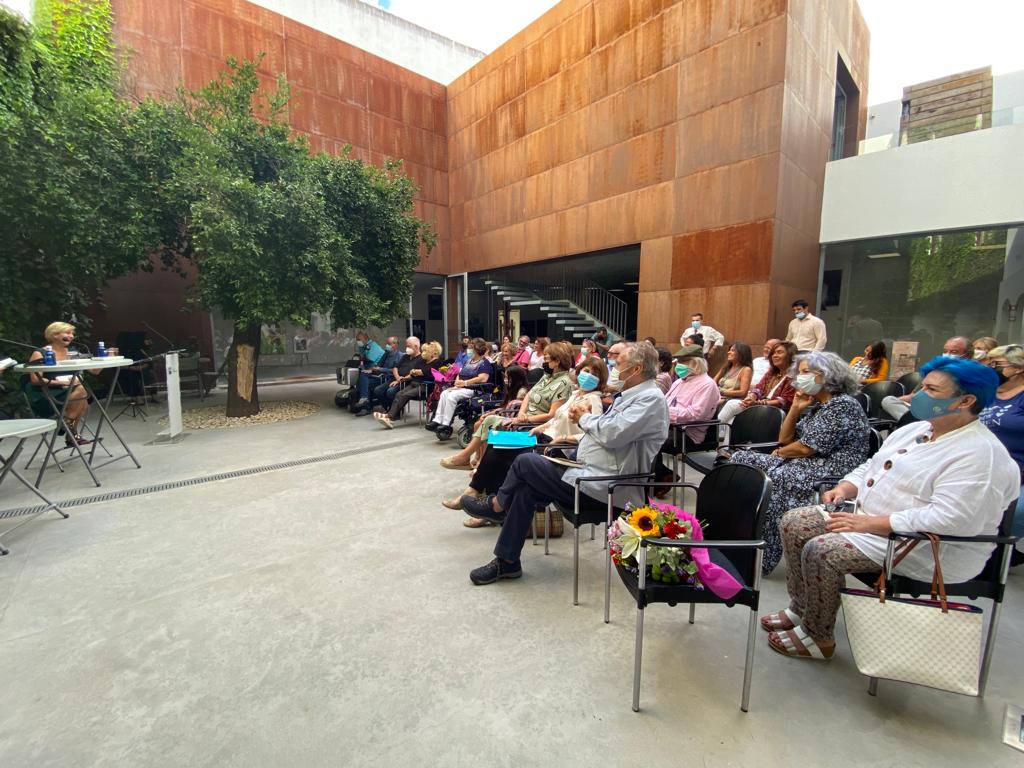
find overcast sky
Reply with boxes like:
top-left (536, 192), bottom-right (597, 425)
top-left (372, 0), bottom-right (1024, 104)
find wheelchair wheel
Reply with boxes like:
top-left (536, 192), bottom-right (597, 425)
top-left (334, 391), bottom-right (349, 409)
top-left (456, 424), bottom-right (472, 449)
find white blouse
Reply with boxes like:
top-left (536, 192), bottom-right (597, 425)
top-left (841, 419), bottom-right (1019, 583)
top-left (540, 390), bottom-right (604, 440)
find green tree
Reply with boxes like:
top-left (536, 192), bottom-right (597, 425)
top-left (134, 59), bottom-right (433, 416)
top-left (0, 1), bottom-right (154, 344)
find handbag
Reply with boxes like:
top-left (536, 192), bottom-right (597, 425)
top-left (527, 506), bottom-right (563, 538)
top-left (840, 534), bottom-right (984, 695)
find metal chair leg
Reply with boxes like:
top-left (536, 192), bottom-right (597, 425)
top-left (978, 546), bottom-right (1013, 696)
top-left (572, 524), bottom-right (580, 606)
top-left (688, 603), bottom-right (696, 624)
top-left (632, 605), bottom-right (645, 712)
top-left (590, 523), bottom-right (595, 540)
top-left (868, 677), bottom-right (879, 696)
top-left (741, 606), bottom-right (757, 712)
top-left (544, 504), bottom-right (550, 555)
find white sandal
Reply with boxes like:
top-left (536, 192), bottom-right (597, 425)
top-left (768, 626), bottom-right (835, 660)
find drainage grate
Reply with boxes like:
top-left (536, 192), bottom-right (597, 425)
top-left (0, 438), bottom-right (409, 520)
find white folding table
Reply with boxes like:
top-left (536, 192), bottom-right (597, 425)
top-left (0, 419), bottom-right (69, 555)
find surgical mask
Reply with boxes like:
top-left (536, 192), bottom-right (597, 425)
top-left (607, 359), bottom-right (616, 369)
top-left (794, 312), bottom-right (807, 320)
top-left (794, 372), bottom-right (823, 395)
top-left (674, 364), bottom-right (690, 378)
top-left (385, 344), bottom-right (394, 352)
top-left (577, 371), bottom-right (599, 391)
top-left (973, 349), bottom-right (987, 361)
top-left (691, 321), bottom-right (700, 329)
top-left (405, 347), bottom-right (414, 355)
top-left (608, 367), bottom-right (622, 390)
top-left (910, 389), bottom-right (961, 420)
top-left (942, 352), bottom-right (959, 359)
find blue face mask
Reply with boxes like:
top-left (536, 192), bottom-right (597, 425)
top-left (691, 320), bottom-right (700, 329)
top-left (577, 371), bottom-right (599, 391)
top-left (385, 344), bottom-right (394, 352)
top-left (794, 311), bottom-right (807, 320)
top-left (909, 389), bottom-right (961, 420)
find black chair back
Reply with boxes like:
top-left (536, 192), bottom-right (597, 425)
top-left (867, 428), bottom-right (883, 458)
top-left (696, 464), bottom-right (771, 583)
top-left (860, 381), bottom-right (902, 419)
top-left (730, 404), bottom-right (784, 446)
top-left (896, 371), bottom-right (921, 394)
top-left (853, 391), bottom-right (870, 415)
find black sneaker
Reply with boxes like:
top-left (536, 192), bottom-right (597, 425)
top-left (425, 422), bottom-right (439, 432)
top-left (470, 557), bottom-right (522, 585)
top-left (461, 494), bottom-right (505, 524)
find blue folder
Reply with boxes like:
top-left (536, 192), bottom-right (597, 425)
top-left (487, 429), bottom-right (538, 449)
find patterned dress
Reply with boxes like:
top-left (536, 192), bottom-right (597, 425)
top-left (730, 394), bottom-right (870, 574)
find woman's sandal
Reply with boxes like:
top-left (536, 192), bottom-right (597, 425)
top-left (440, 457), bottom-right (473, 470)
top-left (463, 516), bottom-right (494, 528)
top-left (767, 626), bottom-right (835, 661)
top-left (760, 608), bottom-right (801, 633)
top-left (442, 497), bottom-right (465, 510)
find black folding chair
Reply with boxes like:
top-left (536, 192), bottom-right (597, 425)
top-left (682, 405), bottom-right (784, 475)
top-left (608, 464), bottom-right (772, 713)
top-left (896, 371), bottom-right (921, 394)
top-left (853, 391), bottom-right (870, 415)
top-left (853, 500), bottom-right (1020, 698)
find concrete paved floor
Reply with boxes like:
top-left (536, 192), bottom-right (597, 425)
top-left (1, 382), bottom-right (1022, 767)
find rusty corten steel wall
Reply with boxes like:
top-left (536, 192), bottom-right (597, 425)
top-left (102, 0), bottom-right (868, 350)
top-left (446, 0), bottom-right (869, 347)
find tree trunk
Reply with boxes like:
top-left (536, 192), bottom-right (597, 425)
top-left (226, 322), bottom-right (261, 417)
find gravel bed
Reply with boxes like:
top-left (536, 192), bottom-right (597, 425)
top-left (159, 400), bottom-right (321, 430)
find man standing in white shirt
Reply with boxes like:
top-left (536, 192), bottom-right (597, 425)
top-left (785, 299), bottom-right (827, 352)
top-left (752, 338), bottom-right (780, 383)
top-left (679, 312), bottom-right (724, 355)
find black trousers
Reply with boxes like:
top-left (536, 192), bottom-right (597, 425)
top-left (386, 382), bottom-right (425, 420)
top-left (470, 433), bottom-right (551, 494)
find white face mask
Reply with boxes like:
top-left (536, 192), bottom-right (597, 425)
top-left (405, 347), bottom-right (414, 355)
top-left (794, 372), bottom-right (822, 395)
top-left (973, 349), bottom-right (986, 360)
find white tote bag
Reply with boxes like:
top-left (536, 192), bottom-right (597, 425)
top-left (840, 535), bottom-right (985, 696)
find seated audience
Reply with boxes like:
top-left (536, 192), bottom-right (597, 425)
top-left (449, 357), bottom-right (609, 526)
top-left (654, 346), bottom-right (674, 393)
top-left (848, 340), bottom-right (889, 384)
top-left (763, 357), bottom-right (1017, 660)
top-left (374, 341), bottom-right (443, 428)
top-left (590, 327), bottom-right (610, 354)
top-left (358, 337), bottom-right (423, 416)
top-left (512, 335), bottom-right (533, 367)
top-left (25, 321), bottom-right (95, 445)
top-left (651, 345), bottom-right (720, 484)
top-left (353, 335), bottom-right (402, 411)
top-left (718, 341), bottom-right (798, 427)
top-left (728, 351), bottom-right (870, 574)
top-left (425, 338), bottom-right (494, 431)
top-left (752, 338), bottom-right (780, 383)
top-left (459, 343), bottom-right (668, 584)
top-left (973, 335), bottom-right (998, 361)
top-left (605, 341), bottom-right (627, 394)
top-left (715, 342), bottom-right (754, 404)
top-left (496, 341), bottom-right (517, 372)
top-left (980, 344), bottom-right (1024, 564)
top-left (880, 335), bottom-right (972, 421)
top-left (453, 335), bottom-right (472, 368)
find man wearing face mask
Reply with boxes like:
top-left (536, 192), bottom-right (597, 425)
top-left (880, 336), bottom-right (972, 422)
top-left (679, 313), bottom-right (725, 356)
top-left (359, 337), bottom-right (423, 416)
top-left (650, 345), bottom-right (720, 484)
top-left (604, 341), bottom-right (627, 395)
top-left (353, 335), bottom-right (403, 412)
top-left (785, 299), bottom-right (827, 352)
top-left (461, 343), bottom-right (669, 585)
top-left (454, 335), bottom-right (472, 368)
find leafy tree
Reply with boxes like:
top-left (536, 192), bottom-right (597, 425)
top-left (134, 60), bottom-right (433, 416)
top-left (0, 1), bottom-right (154, 345)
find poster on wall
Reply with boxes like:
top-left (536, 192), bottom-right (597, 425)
top-left (890, 340), bottom-right (919, 380)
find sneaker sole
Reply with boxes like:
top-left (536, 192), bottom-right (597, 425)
top-left (461, 506), bottom-right (505, 525)
top-left (470, 569), bottom-right (523, 585)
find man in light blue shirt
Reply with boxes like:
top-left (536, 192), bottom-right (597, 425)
top-left (461, 342), bottom-right (669, 585)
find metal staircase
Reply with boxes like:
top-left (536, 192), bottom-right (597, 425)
top-left (483, 279), bottom-right (627, 342)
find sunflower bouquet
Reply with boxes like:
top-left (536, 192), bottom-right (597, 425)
top-left (607, 501), bottom-right (704, 587)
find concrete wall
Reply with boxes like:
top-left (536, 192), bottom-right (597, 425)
top-left (247, 0), bottom-right (483, 84)
top-left (446, 0), bottom-right (868, 348)
top-left (820, 122), bottom-right (1024, 244)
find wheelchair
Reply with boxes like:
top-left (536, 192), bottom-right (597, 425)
top-left (434, 382), bottom-right (504, 445)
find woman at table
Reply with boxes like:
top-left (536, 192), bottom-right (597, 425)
top-left (25, 322), bottom-right (94, 445)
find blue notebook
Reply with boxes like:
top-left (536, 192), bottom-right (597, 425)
top-left (362, 340), bottom-right (386, 365)
top-left (488, 430), bottom-right (537, 449)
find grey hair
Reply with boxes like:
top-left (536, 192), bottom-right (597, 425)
top-left (989, 344), bottom-right (1024, 366)
top-left (681, 356), bottom-right (708, 375)
top-left (793, 350), bottom-right (860, 395)
top-left (619, 342), bottom-right (659, 380)
top-left (406, 336), bottom-right (421, 349)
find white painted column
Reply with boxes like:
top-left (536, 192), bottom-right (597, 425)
top-left (158, 351), bottom-right (183, 441)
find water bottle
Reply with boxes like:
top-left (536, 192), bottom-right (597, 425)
top-left (43, 345), bottom-right (56, 366)
top-left (95, 341), bottom-right (107, 358)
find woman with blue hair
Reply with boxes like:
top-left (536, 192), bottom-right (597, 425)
top-left (762, 356), bottom-right (1019, 661)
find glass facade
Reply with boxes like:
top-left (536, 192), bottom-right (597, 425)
top-left (819, 227), bottom-right (1023, 372)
